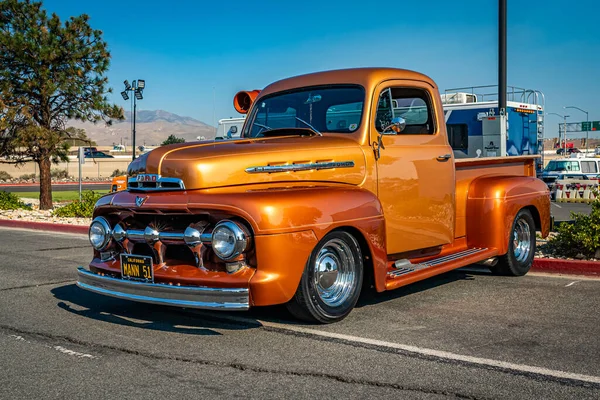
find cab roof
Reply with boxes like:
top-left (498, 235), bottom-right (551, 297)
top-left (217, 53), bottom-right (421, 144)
top-left (259, 68), bottom-right (438, 98)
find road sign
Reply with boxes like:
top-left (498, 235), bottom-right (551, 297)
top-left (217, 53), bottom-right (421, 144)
top-left (581, 121), bottom-right (600, 131)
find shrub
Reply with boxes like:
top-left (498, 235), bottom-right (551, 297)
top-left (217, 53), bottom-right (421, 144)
top-left (52, 190), bottom-right (103, 218)
top-left (0, 171), bottom-right (12, 180)
top-left (0, 191), bottom-right (32, 210)
top-left (111, 169), bottom-right (126, 177)
top-left (51, 168), bottom-right (69, 179)
top-left (548, 197), bottom-right (600, 259)
top-left (19, 173), bottom-right (36, 180)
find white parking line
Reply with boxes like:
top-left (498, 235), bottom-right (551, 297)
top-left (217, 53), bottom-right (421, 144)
top-left (193, 312), bottom-right (600, 386)
top-left (552, 203), bottom-right (562, 209)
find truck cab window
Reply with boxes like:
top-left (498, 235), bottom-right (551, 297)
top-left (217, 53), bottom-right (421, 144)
top-left (376, 88), bottom-right (435, 134)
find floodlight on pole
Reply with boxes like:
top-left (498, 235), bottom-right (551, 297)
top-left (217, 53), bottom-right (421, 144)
top-left (564, 106), bottom-right (590, 154)
top-left (122, 79), bottom-right (146, 161)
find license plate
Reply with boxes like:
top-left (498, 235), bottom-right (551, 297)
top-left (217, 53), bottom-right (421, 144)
top-left (120, 254), bottom-right (154, 282)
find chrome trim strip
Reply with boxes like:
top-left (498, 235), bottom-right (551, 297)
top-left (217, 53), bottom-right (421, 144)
top-left (76, 267), bottom-right (249, 310)
top-left (388, 248), bottom-right (488, 278)
top-left (123, 229), bottom-right (212, 245)
top-left (245, 161), bottom-right (355, 174)
top-left (127, 229), bottom-right (145, 241)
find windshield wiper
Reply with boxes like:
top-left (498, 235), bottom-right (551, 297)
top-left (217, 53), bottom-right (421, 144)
top-left (295, 117), bottom-right (322, 136)
top-left (254, 122), bottom-right (272, 135)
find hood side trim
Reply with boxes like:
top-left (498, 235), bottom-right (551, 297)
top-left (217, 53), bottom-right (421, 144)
top-left (246, 161), bottom-right (355, 174)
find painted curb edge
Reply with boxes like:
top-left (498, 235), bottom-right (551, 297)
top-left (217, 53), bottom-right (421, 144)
top-left (0, 219), bottom-right (88, 235)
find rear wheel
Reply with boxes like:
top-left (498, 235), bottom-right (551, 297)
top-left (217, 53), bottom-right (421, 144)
top-left (491, 209), bottom-right (536, 276)
top-left (286, 231), bottom-right (363, 323)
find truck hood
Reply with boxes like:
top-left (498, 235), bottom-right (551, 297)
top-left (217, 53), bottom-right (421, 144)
top-left (128, 135), bottom-right (367, 190)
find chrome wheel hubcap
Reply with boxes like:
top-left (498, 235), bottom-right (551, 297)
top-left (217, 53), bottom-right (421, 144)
top-left (513, 218), bottom-right (531, 263)
top-left (313, 238), bottom-right (357, 307)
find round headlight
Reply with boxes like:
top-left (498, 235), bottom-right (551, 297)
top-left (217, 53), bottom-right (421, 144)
top-left (89, 217), bottom-right (111, 250)
top-left (211, 220), bottom-right (250, 260)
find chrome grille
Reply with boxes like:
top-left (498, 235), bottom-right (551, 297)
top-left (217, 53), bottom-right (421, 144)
top-left (128, 175), bottom-right (185, 191)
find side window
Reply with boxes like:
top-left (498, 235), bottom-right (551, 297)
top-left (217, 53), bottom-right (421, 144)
top-left (447, 124), bottom-right (468, 151)
top-left (376, 87), bottom-right (435, 134)
top-left (570, 161), bottom-right (580, 171)
top-left (582, 161), bottom-right (598, 173)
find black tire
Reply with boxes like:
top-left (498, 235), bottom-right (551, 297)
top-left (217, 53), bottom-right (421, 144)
top-left (491, 209), bottom-right (536, 276)
top-left (286, 231), bottom-right (363, 323)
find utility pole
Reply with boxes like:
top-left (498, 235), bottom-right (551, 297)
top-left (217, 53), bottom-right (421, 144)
top-left (565, 106), bottom-right (589, 154)
top-left (499, 0), bottom-right (507, 156)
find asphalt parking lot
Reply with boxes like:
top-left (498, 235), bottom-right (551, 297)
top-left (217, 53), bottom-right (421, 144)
top-left (0, 228), bottom-right (599, 399)
top-left (551, 201), bottom-right (591, 222)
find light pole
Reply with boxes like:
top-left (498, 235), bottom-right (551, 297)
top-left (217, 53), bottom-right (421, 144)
top-left (547, 112), bottom-right (570, 155)
top-left (121, 79), bottom-right (146, 161)
top-left (564, 106), bottom-right (589, 154)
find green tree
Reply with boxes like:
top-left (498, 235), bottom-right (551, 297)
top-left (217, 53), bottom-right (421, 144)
top-left (0, 0), bottom-right (123, 209)
top-left (161, 134), bottom-right (186, 146)
top-left (62, 127), bottom-right (97, 147)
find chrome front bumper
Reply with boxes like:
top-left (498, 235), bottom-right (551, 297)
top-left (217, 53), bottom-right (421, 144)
top-left (76, 267), bottom-right (250, 310)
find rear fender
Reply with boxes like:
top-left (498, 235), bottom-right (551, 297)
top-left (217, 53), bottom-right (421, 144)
top-left (466, 176), bottom-right (550, 254)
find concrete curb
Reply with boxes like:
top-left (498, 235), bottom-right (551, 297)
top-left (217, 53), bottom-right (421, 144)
top-left (0, 219), bottom-right (598, 277)
top-left (0, 219), bottom-right (88, 235)
top-left (0, 181), bottom-right (110, 187)
top-left (532, 258), bottom-right (600, 277)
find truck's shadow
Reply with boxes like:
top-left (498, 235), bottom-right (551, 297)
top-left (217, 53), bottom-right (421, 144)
top-left (51, 268), bottom-right (490, 329)
top-left (356, 268), bottom-right (484, 308)
top-left (51, 284), bottom-right (262, 335)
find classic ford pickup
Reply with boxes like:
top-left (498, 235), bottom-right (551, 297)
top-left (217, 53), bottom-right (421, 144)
top-left (77, 68), bottom-right (550, 323)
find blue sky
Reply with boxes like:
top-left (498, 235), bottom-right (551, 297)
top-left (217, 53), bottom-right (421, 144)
top-left (44, 0), bottom-right (600, 137)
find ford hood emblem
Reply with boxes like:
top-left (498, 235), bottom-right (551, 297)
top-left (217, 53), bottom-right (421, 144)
top-left (135, 196), bottom-right (148, 207)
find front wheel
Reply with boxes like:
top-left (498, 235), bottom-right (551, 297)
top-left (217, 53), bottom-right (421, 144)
top-left (491, 209), bottom-right (536, 276)
top-left (286, 231), bottom-right (363, 323)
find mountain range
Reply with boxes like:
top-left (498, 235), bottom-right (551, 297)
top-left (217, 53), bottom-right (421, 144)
top-left (68, 110), bottom-right (216, 146)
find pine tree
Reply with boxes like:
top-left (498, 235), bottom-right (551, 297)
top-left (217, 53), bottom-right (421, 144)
top-left (0, 0), bottom-right (123, 209)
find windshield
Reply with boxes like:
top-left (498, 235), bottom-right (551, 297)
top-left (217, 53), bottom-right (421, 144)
top-left (243, 85), bottom-right (365, 138)
top-left (544, 160), bottom-right (580, 172)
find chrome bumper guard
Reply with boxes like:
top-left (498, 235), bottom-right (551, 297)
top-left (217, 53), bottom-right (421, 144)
top-left (76, 267), bottom-right (250, 310)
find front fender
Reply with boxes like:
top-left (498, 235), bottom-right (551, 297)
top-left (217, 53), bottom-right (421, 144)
top-left (98, 184), bottom-right (388, 304)
top-left (466, 176), bottom-right (550, 254)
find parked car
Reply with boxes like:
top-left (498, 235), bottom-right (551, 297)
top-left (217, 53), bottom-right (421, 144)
top-left (110, 175), bottom-right (127, 192)
top-left (77, 67), bottom-right (550, 323)
top-left (556, 148), bottom-right (580, 155)
top-left (85, 151), bottom-right (114, 158)
top-left (540, 157), bottom-right (600, 185)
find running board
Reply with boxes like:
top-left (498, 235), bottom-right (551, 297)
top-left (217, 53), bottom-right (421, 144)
top-left (388, 248), bottom-right (489, 278)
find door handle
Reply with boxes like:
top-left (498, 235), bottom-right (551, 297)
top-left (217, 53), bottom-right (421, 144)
top-left (436, 154), bottom-right (452, 161)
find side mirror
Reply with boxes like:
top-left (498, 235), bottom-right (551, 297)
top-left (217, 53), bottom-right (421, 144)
top-left (382, 117), bottom-right (407, 134)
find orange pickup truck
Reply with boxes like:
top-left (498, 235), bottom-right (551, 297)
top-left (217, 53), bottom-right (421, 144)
top-left (77, 68), bottom-right (550, 323)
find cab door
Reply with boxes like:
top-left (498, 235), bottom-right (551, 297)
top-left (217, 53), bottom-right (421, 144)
top-left (372, 80), bottom-right (455, 255)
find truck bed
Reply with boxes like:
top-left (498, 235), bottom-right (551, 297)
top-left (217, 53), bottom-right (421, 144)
top-left (454, 156), bottom-right (539, 238)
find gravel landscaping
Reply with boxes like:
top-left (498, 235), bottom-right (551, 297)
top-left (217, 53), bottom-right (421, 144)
top-left (0, 197), bottom-right (89, 226)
